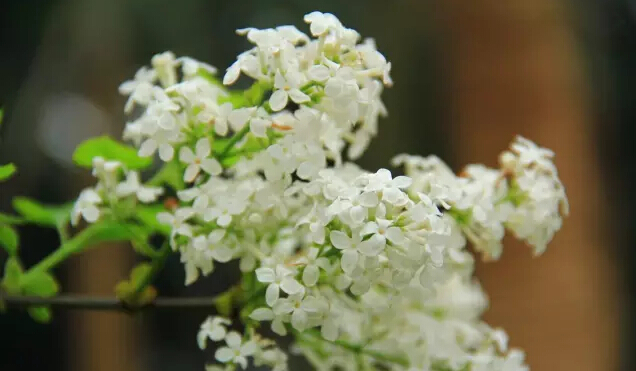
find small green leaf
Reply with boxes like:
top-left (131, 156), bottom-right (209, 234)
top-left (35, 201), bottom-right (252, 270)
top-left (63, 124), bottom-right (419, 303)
top-left (214, 290), bottom-right (234, 318)
top-left (2, 257), bottom-right (23, 294)
top-left (0, 224), bottom-right (19, 256)
top-left (73, 136), bottom-right (152, 170)
top-left (116, 224), bottom-right (160, 258)
top-left (130, 263), bottom-right (152, 285)
top-left (85, 221), bottom-right (147, 246)
top-left (0, 212), bottom-right (24, 225)
top-left (147, 160), bottom-right (184, 190)
top-left (115, 263), bottom-right (157, 307)
top-left (12, 197), bottom-right (72, 228)
top-left (135, 206), bottom-right (171, 236)
top-left (0, 163), bottom-right (16, 181)
top-left (28, 306), bottom-right (52, 323)
top-left (21, 271), bottom-right (59, 297)
top-left (219, 81), bottom-right (271, 108)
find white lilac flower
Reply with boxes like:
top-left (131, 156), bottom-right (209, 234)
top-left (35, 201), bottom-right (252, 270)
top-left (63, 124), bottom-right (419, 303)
top-left (329, 230), bottom-right (363, 275)
top-left (115, 171), bottom-right (163, 202)
top-left (91, 156), bottom-right (122, 190)
top-left (110, 13), bottom-right (567, 371)
top-left (138, 129), bottom-right (179, 162)
top-left (269, 70), bottom-right (310, 111)
top-left (197, 316), bottom-right (231, 350)
top-left (249, 307), bottom-right (290, 336)
top-left (152, 51), bottom-right (179, 88)
top-left (157, 208), bottom-right (195, 246)
top-left (255, 264), bottom-right (304, 306)
top-left (359, 218), bottom-right (405, 256)
top-left (215, 331), bottom-right (257, 369)
top-left (179, 138), bottom-right (223, 182)
top-left (71, 188), bottom-right (102, 226)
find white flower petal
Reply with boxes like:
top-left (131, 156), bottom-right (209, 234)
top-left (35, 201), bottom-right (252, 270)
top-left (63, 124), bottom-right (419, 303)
top-left (217, 214), bottom-right (232, 227)
top-left (223, 62), bottom-right (241, 85)
top-left (265, 283), bottom-right (280, 307)
top-left (308, 65), bottom-right (330, 81)
top-left (240, 341), bottom-right (257, 356)
top-left (386, 227), bottom-right (405, 245)
top-left (255, 267), bottom-right (276, 283)
top-left (249, 308), bottom-right (274, 321)
top-left (138, 139), bottom-right (157, 157)
top-left (156, 212), bottom-right (174, 225)
top-left (358, 234), bottom-right (386, 256)
top-left (158, 143), bottom-right (174, 161)
top-left (273, 299), bottom-right (294, 315)
top-left (250, 118), bottom-right (269, 138)
top-left (82, 205), bottom-right (100, 223)
top-left (330, 230), bottom-right (351, 250)
top-left (349, 205), bottom-right (366, 225)
top-left (296, 161), bottom-right (315, 180)
top-left (280, 277), bottom-right (303, 295)
top-left (208, 327), bottom-right (226, 341)
top-left (341, 249), bottom-right (358, 274)
top-left (391, 175), bottom-right (412, 189)
top-left (196, 138), bottom-right (211, 157)
top-left (272, 319), bottom-right (287, 336)
top-left (215, 347), bottom-right (234, 363)
top-left (291, 309), bottom-right (308, 331)
top-left (289, 89), bottom-right (310, 104)
top-left (358, 191), bottom-right (379, 207)
top-left (269, 90), bottom-right (288, 112)
top-left (360, 222), bottom-right (379, 237)
top-left (302, 265), bottom-right (319, 287)
top-left (211, 246), bottom-right (234, 263)
top-left (201, 158), bottom-right (223, 175)
top-left (225, 331), bottom-right (242, 348)
top-left (179, 146), bottom-right (196, 163)
top-left (183, 164), bottom-right (200, 182)
top-left (236, 356), bottom-right (248, 369)
top-left (208, 229), bottom-right (226, 243)
top-left (321, 321), bottom-right (338, 342)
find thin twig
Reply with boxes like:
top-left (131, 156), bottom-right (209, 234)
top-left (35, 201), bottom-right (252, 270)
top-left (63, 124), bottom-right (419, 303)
top-left (1, 293), bottom-right (219, 312)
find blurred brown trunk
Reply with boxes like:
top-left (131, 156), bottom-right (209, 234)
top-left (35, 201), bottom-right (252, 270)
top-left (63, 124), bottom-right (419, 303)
top-left (437, 1), bottom-right (620, 370)
top-left (68, 243), bottom-right (140, 371)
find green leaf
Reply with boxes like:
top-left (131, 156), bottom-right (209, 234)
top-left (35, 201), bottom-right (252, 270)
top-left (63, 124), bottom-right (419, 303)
top-left (12, 197), bottom-right (72, 228)
top-left (28, 306), bottom-right (52, 323)
top-left (115, 262), bottom-right (157, 307)
top-left (0, 163), bottom-right (16, 181)
top-left (21, 271), bottom-right (59, 297)
top-left (0, 212), bottom-right (24, 225)
top-left (130, 263), bottom-right (152, 285)
top-left (84, 221), bottom-right (147, 246)
top-left (218, 81), bottom-right (271, 108)
top-left (116, 224), bottom-right (161, 258)
top-left (135, 206), bottom-right (171, 236)
top-left (0, 224), bottom-right (19, 256)
top-left (147, 160), bottom-right (184, 190)
top-left (73, 136), bottom-right (152, 170)
top-left (2, 257), bottom-right (23, 294)
top-left (214, 289), bottom-right (234, 318)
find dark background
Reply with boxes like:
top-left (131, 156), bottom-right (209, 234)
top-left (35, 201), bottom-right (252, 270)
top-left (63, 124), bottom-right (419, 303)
top-left (0, 1), bottom-right (632, 370)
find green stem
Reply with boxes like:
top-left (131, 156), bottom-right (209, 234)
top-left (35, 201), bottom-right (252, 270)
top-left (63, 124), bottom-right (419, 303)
top-left (218, 124), bottom-right (251, 159)
top-left (21, 223), bottom-right (106, 285)
top-left (131, 240), bottom-right (171, 298)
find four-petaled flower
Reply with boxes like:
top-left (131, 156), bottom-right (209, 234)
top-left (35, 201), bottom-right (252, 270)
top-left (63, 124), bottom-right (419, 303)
top-left (179, 138), bottom-right (223, 182)
top-left (214, 331), bottom-right (257, 369)
top-left (255, 264), bottom-right (304, 306)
